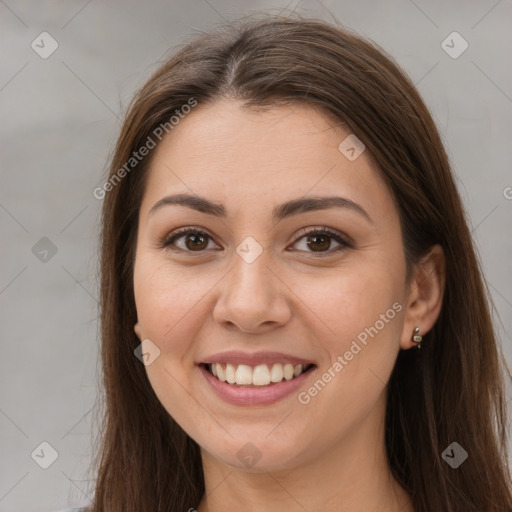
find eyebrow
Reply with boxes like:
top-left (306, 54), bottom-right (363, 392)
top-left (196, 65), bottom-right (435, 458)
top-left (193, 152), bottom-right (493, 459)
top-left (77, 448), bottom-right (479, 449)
top-left (148, 193), bottom-right (373, 223)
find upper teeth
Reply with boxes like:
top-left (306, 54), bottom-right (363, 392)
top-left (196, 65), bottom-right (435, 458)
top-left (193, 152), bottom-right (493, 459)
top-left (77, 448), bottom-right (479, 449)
top-left (211, 363), bottom-right (306, 386)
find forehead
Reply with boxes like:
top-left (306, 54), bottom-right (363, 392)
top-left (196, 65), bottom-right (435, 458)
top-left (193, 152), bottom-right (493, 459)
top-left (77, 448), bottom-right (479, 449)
top-left (139, 99), bottom-right (393, 222)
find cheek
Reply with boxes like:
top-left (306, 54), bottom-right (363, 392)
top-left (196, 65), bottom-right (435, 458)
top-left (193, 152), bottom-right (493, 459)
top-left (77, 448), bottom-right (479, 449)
top-left (133, 256), bottom-right (207, 351)
top-left (297, 260), bottom-right (404, 411)
top-left (133, 256), bottom-right (207, 429)
top-left (292, 275), bottom-right (403, 457)
top-left (300, 263), bottom-right (403, 348)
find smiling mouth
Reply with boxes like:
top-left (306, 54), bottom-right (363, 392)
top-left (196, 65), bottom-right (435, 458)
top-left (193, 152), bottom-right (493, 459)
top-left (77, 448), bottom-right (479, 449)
top-left (201, 362), bottom-right (316, 386)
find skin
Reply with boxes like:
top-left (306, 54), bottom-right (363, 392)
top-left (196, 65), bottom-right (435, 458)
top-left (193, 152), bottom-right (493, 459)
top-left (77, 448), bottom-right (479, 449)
top-left (133, 99), bottom-right (445, 512)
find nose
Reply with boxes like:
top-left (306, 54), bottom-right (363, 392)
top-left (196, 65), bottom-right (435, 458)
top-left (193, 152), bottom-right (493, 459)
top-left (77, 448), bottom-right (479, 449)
top-left (212, 249), bottom-right (292, 334)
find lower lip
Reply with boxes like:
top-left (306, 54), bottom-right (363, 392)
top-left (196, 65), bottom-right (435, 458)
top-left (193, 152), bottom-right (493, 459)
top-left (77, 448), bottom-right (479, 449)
top-left (198, 364), bottom-right (316, 406)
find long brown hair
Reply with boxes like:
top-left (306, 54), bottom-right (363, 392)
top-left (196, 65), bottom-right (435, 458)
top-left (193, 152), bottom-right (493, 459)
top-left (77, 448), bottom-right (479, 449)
top-left (89, 14), bottom-right (512, 511)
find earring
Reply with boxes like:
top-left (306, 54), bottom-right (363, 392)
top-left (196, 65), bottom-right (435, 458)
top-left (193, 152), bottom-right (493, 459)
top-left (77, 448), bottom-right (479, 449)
top-left (412, 327), bottom-right (422, 349)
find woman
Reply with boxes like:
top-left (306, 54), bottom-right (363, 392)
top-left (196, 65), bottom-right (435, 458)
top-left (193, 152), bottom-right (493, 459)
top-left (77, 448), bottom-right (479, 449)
top-left (86, 14), bottom-right (512, 512)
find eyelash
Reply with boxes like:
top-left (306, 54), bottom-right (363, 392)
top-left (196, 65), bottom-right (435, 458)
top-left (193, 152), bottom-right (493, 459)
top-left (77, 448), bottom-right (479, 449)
top-left (159, 225), bottom-right (352, 257)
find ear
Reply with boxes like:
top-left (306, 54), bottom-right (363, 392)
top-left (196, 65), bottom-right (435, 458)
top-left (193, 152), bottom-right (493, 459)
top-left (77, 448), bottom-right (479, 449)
top-left (400, 244), bottom-right (446, 350)
top-left (134, 322), bottom-right (142, 341)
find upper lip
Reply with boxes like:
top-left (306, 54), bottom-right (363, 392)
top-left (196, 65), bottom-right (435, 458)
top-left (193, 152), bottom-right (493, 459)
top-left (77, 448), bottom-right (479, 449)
top-left (200, 350), bottom-right (316, 367)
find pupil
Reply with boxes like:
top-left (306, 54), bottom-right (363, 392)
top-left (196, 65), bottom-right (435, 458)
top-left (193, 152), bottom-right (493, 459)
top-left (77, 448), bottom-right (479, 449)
top-left (308, 234), bottom-right (329, 251)
top-left (187, 234), bottom-right (207, 250)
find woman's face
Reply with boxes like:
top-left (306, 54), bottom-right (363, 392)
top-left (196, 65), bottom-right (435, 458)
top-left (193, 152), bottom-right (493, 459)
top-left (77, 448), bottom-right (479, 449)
top-left (133, 99), bottom-right (413, 471)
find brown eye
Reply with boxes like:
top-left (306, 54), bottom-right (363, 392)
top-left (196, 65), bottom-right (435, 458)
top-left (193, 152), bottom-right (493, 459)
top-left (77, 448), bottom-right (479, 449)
top-left (162, 229), bottom-right (218, 253)
top-left (306, 233), bottom-right (331, 252)
top-left (291, 226), bottom-right (351, 256)
top-left (183, 232), bottom-right (208, 251)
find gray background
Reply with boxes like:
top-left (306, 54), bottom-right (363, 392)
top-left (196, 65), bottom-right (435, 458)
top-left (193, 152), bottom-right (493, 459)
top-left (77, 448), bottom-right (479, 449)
top-left (1, 1), bottom-right (511, 510)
